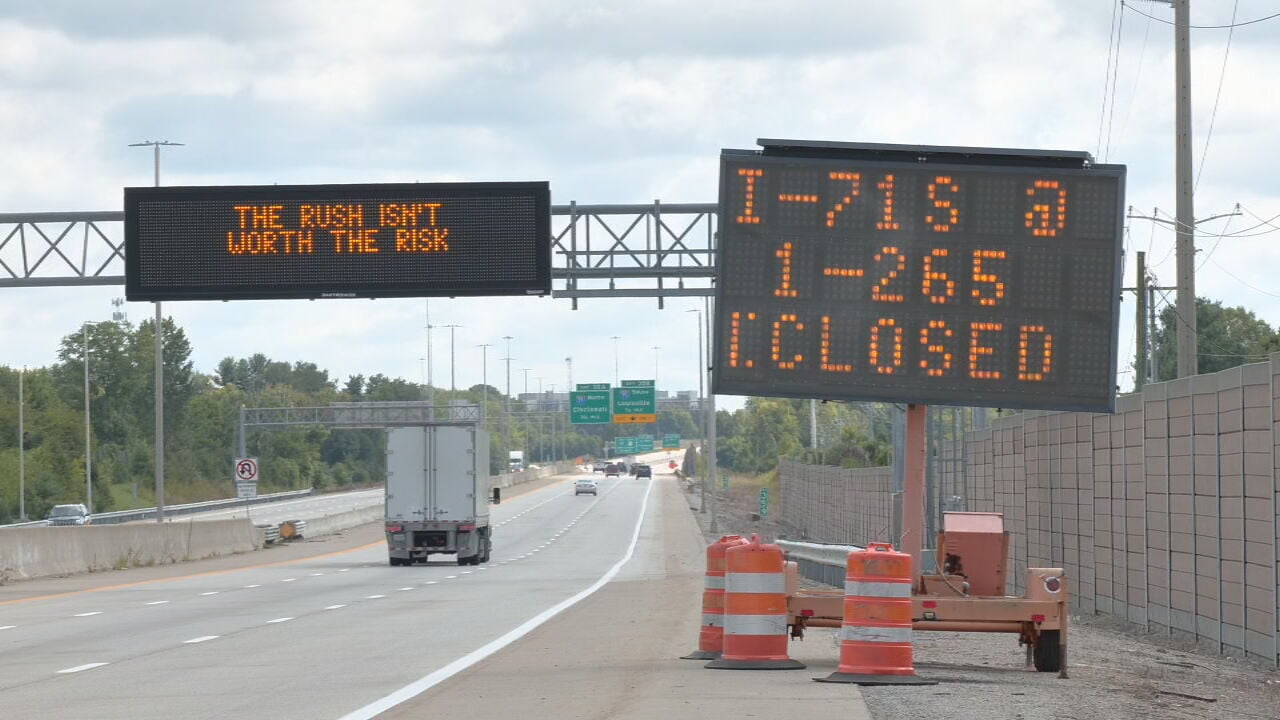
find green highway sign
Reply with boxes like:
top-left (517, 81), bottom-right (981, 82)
top-left (759, 488), bottom-right (769, 517)
top-left (613, 380), bottom-right (656, 423)
top-left (636, 436), bottom-right (655, 452)
top-left (615, 437), bottom-right (637, 454)
top-left (577, 383), bottom-right (610, 391)
top-left (662, 433), bottom-right (680, 449)
top-left (570, 389), bottom-right (612, 424)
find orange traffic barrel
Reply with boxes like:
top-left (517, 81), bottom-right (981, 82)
top-left (816, 542), bottom-right (934, 685)
top-left (706, 534), bottom-right (804, 670)
top-left (683, 535), bottom-right (749, 660)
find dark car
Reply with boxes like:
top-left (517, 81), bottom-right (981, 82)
top-left (633, 464), bottom-right (652, 479)
top-left (604, 463), bottom-right (622, 477)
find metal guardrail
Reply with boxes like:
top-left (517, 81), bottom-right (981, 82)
top-left (259, 524), bottom-right (281, 544)
top-left (0, 488), bottom-right (315, 529)
top-left (777, 540), bottom-right (863, 589)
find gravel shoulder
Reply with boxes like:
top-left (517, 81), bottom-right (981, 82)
top-left (686, 481), bottom-right (1280, 720)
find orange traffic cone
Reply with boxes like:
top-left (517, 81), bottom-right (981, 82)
top-left (816, 542), bottom-right (934, 685)
top-left (683, 535), bottom-right (749, 660)
top-left (706, 535), bottom-right (804, 670)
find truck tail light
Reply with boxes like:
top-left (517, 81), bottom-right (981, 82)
top-left (1032, 614), bottom-right (1046, 624)
top-left (459, 524), bottom-right (476, 532)
top-left (385, 524), bottom-right (403, 533)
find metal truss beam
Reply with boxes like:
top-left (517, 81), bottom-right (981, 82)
top-left (242, 401), bottom-right (480, 430)
top-left (0, 202), bottom-right (719, 304)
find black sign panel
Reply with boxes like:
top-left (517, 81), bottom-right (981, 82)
top-left (712, 145), bottom-right (1125, 412)
top-left (125, 181), bottom-right (551, 301)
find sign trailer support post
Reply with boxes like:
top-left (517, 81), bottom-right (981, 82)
top-left (902, 404), bottom-right (928, 586)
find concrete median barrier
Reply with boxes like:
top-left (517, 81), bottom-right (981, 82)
top-left (296, 504), bottom-right (383, 538)
top-left (0, 519), bottom-right (261, 582)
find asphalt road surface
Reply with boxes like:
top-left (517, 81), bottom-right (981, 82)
top-left (0, 470), bottom-right (661, 719)
top-left (189, 487), bottom-right (384, 525)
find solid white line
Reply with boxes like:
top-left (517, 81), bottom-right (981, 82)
top-left (267, 617), bottom-right (294, 624)
top-left (57, 663), bottom-right (108, 674)
top-left (325, 604), bottom-right (347, 610)
top-left (338, 475), bottom-right (654, 720)
top-left (74, 611), bottom-right (102, 617)
top-left (145, 601), bottom-right (169, 606)
top-left (184, 635), bottom-right (219, 644)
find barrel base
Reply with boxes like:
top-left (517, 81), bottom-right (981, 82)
top-left (815, 671), bottom-right (937, 686)
top-left (705, 658), bottom-right (806, 670)
top-left (681, 650), bottom-right (720, 660)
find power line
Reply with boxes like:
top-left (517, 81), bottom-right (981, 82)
top-left (1196, 212), bottom-right (1235, 271)
top-left (1122, 1), bottom-right (1280, 29)
top-left (1206, 257), bottom-right (1280, 299)
top-left (1104, 4), bottom-right (1126, 162)
top-left (1096, 0), bottom-right (1122, 158)
top-left (1195, 0), bottom-right (1238, 192)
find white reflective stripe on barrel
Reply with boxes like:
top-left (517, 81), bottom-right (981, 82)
top-left (844, 580), bottom-right (912, 598)
top-left (701, 613), bottom-right (723, 628)
top-left (723, 614), bottom-right (789, 636)
top-left (724, 572), bottom-right (786, 594)
top-left (839, 625), bottom-right (913, 643)
top-left (703, 575), bottom-right (725, 590)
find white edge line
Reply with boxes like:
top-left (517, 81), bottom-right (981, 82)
top-left (337, 475), bottom-right (654, 720)
top-left (57, 662), bottom-right (108, 674)
top-left (184, 635), bottom-right (219, 644)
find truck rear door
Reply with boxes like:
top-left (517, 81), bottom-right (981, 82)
top-left (430, 425), bottom-right (476, 521)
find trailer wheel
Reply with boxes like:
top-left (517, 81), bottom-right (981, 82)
top-left (389, 557), bottom-right (404, 567)
top-left (1033, 630), bottom-right (1061, 672)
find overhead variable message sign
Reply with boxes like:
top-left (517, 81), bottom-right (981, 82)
top-left (613, 380), bottom-right (657, 424)
top-left (125, 181), bottom-right (551, 301)
top-left (712, 140), bottom-right (1125, 412)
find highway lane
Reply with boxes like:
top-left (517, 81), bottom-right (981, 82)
top-left (188, 487), bottom-right (384, 525)
top-left (0, 469), bottom-right (658, 719)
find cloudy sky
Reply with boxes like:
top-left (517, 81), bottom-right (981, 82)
top-left (1, 0), bottom-right (1279, 407)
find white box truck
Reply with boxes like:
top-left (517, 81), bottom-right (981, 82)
top-left (385, 425), bottom-right (492, 566)
top-left (508, 450), bottom-right (525, 472)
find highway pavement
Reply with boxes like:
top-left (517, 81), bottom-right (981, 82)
top-left (0, 468), bottom-right (662, 718)
top-left (189, 487), bottom-right (384, 525)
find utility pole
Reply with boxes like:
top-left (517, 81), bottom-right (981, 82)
top-left (1136, 252), bottom-right (1149, 391)
top-left (1173, 0), bottom-right (1196, 378)
top-left (443, 324), bottom-right (462, 391)
top-left (130, 139), bottom-right (181, 522)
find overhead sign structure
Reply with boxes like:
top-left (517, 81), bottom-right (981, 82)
top-left (613, 380), bottom-right (657, 424)
top-left (570, 387), bottom-right (612, 424)
top-left (124, 181), bottom-right (552, 301)
top-left (712, 140), bottom-right (1125, 412)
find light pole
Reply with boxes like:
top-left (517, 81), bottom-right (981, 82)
top-left (652, 346), bottom-right (661, 387)
top-left (520, 368), bottom-right (531, 395)
top-left (425, 299), bottom-right (434, 414)
top-left (686, 309), bottom-right (704, 417)
top-left (611, 336), bottom-right (622, 384)
top-left (477, 343), bottom-right (491, 426)
top-left (130, 139), bottom-right (181, 522)
top-left (442, 324), bottom-right (462, 391)
top-left (503, 336), bottom-right (514, 400)
top-left (83, 324), bottom-right (92, 512)
top-left (18, 367), bottom-right (25, 520)
top-left (565, 357), bottom-right (573, 391)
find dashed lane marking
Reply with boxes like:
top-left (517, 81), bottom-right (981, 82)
top-left (57, 663), bottom-right (108, 674)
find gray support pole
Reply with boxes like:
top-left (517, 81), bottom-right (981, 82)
top-left (238, 405), bottom-right (247, 458)
top-left (1174, 0), bottom-right (1197, 378)
top-left (84, 324), bottom-right (92, 512)
top-left (704, 296), bottom-right (718, 533)
top-left (155, 301), bottom-right (165, 521)
top-left (810, 399), bottom-right (818, 450)
top-left (18, 367), bottom-right (25, 520)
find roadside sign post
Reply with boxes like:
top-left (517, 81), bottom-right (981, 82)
top-left (759, 487), bottom-right (769, 518)
top-left (234, 457), bottom-right (259, 501)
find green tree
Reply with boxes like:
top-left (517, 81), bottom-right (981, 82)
top-left (1150, 297), bottom-right (1280, 380)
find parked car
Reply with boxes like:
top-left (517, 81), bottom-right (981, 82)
top-left (604, 463), bottom-right (622, 477)
top-left (47, 503), bottom-right (91, 526)
top-left (633, 464), bottom-right (652, 479)
top-left (574, 478), bottom-right (599, 496)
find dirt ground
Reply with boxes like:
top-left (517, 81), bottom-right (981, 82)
top-left (686, 481), bottom-right (1280, 720)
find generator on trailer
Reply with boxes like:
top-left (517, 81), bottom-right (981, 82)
top-left (384, 424), bottom-right (492, 566)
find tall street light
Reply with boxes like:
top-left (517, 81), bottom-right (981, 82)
top-left (130, 139), bottom-right (181, 522)
top-left (477, 343), bottom-right (491, 426)
top-left (83, 324), bottom-right (92, 512)
top-left (611, 336), bottom-right (623, 384)
top-left (503, 336), bottom-right (514, 400)
top-left (424, 299), bottom-right (434, 414)
top-left (520, 368), bottom-right (531, 395)
top-left (652, 346), bottom-right (661, 387)
top-left (442, 324), bottom-right (463, 391)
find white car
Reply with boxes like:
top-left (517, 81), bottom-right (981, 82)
top-left (574, 478), bottom-right (599, 496)
top-left (47, 503), bottom-right (91, 526)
